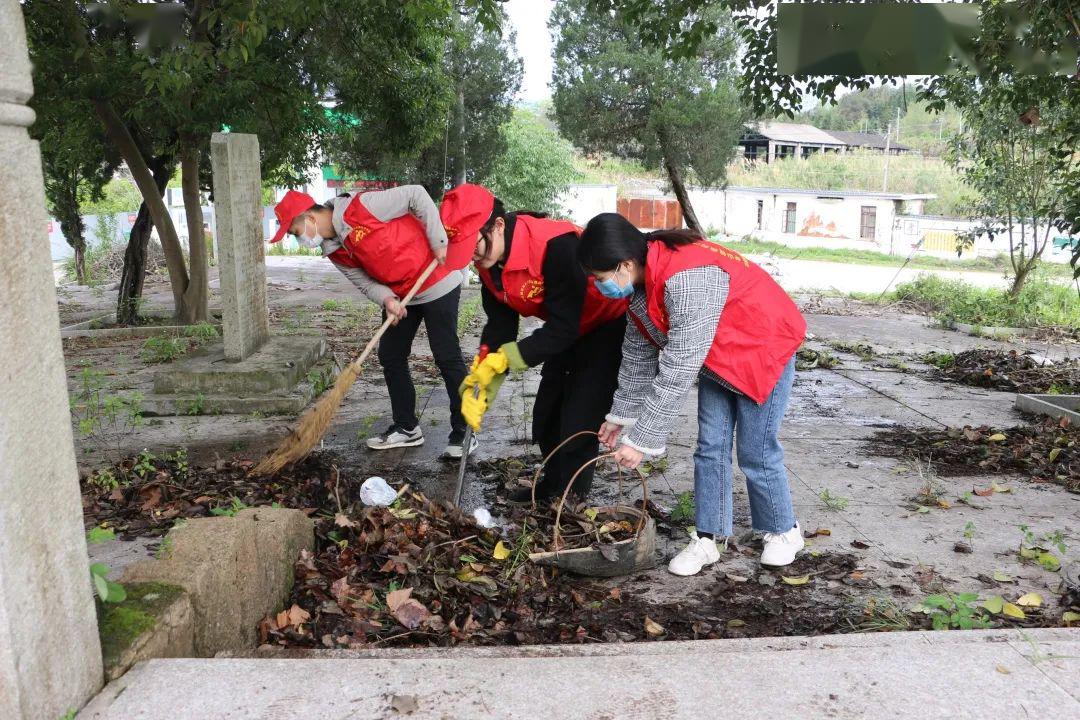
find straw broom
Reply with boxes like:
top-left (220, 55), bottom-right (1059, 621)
top-left (252, 260), bottom-right (439, 476)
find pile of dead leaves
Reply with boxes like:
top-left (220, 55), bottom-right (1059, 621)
top-left (924, 349), bottom-right (1080, 394)
top-left (260, 488), bottom-right (870, 650)
top-left (259, 490), bottom-right (649, 649)
top-left (81, 452), bottom-right (366, 538)
top-left (866, 417), bottom-right (1079, 493)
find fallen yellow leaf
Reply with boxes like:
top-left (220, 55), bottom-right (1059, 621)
top-left (981, 595), bottom-right (1004, 614)
top-left (1063, 611), bottom-right (1080, 625)
top-left (990, 482), bottom-right (1012, 493)
top-left (644, 616), bottom-right (665, 636)
top-left (492, 541), bottom-right (510, 561)
top-left (781, 574), bottom-right (810, 585)
top-left (992, 571), bottom-right (1013, 582)
top-left (1002, 602), bottom-right (1026, 620)
top-left (583, 508), bottom-right (599, 521)
top-left (987, 433), bottom-right (1007, 442)
top-left (1016, 592), bottom-right (1043, 608)
top-left (1048, 447), bottom-right (1062, 463)
top-left (996, 665), bottom-right (1011, 675)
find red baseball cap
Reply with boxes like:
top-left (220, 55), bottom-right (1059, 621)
top-left (440, 184), bottom-right (495, 270)
top-left (269, 190), bottom-right (317, 244)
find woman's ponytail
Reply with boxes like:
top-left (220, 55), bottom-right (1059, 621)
top-left (645, 228), bottom-right (703, 249)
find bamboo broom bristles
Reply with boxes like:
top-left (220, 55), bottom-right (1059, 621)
top-left (251, 260), bottom-right (438, 477)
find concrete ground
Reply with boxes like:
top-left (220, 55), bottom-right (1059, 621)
top-left (69, 256), bottom-right (1080, 604)
top-left (80, 628), bottom-right (1080, 719)
top-left (66, 256), bottom-right (1080, 716)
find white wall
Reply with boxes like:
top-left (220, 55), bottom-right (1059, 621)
top-left (693, 188), bottom-right (907, 252)
top-left (558, 183), bottom-right (617, 225)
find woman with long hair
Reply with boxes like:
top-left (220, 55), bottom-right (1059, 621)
top-left (460, 201), bottom-right (629, 503)
top-left (577, 213), bottom-right (807, 571)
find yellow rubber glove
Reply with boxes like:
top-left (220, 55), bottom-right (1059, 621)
top-left (459, 344), bottom-right (526, 431)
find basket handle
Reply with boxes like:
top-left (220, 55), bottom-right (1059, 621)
top-left (529, 430), bottom-right (600, 508)
top-left (551, 453), bottom-right (649, 552)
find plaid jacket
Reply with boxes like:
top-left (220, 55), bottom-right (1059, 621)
top-left (606, 266), bottom-right (735, 455)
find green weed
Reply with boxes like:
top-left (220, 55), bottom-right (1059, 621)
top-left (669, 491), bottom-right (695, 525)
top-left (892, 273), bottom-right (1080, 329)
top-left (86, 526), bottom-right (116, 545)
top-left (141, 336), bottom-right (189, 363)
top-left (913, 592), bottom-right (991, 630)
top-left (89, 562), bottom-right (126, 604)
top-left (819, 489), bottom-right (850, 511)
top-left (210, 497), bottom-right (248, 517)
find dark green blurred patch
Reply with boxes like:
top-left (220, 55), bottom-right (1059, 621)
top-left (777, 4), bottom-right (1077, 76)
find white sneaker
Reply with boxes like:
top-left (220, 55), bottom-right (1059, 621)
top-left (760, 522), bottom-right (804, 567)
top-left (366, 425), bottom-right (424, 450)
top-left (443, 434), bottom-right (479, 459)
top-left (667, 534), bottom-right (721, 576)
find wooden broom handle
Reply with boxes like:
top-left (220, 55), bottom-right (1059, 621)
top-left (347, 260), bottom-right (439, 373)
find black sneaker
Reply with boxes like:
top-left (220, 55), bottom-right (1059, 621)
top-left (443, 434), bottom-right (479, 459)
top-left (365, 425), bottom-right (424, 450)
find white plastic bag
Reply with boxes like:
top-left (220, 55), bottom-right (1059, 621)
top-left (359, 476), bottom-right (397, 507)
top-left (472, 507), bottom-right (497, 529)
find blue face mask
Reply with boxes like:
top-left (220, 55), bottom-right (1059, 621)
top-left (595, 265), bottom-right (634, 299)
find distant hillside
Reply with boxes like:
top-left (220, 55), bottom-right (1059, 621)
top-left (725, 150), bottom-right (975, 216)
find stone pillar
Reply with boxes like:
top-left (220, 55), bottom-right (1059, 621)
top-left (0, 2), bottom-right (104, 717)
top-left (210, 132), bottom-right (270, 361)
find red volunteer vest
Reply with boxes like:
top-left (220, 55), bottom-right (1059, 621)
top-left (637, 240), bottom-right (806, 404)
top-left (327, 194), bottom-right (453, 297)
top-left (478, 215), bottom-right (629, 335)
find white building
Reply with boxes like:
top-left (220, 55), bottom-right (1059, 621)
top-left (696, 186), bottom-right (933, 253)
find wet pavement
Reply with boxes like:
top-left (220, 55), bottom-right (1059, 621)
top-left (69, 257), bottom-right (1080, 615)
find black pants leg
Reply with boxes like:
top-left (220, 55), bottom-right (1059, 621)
top-left (377, 302), bottom-right (424, 431)
top-left (420, 286), bottom-right (469, 441)
top-left (531, 316), bottom-right (626, 500)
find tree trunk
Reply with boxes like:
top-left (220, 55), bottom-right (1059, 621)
top-left (117, 156), bottom-right (174, 324)
top-left (54, 179), bottom-right (87, 283)
top-left (451, 84), bottom-right (467, 187)
top-left (91, 98), bottom-right (189, 317)
top-left (73, 244), bottom-right (86, 284)
top-left (663, 153), bottom-right (704, 235)
top-left (178, 137), bottom-right (208, 323)
top-left (1009, 263), bottom-right (1033, 297)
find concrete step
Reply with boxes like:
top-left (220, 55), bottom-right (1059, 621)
top-left (79, 629), bottom-right (1080, 719)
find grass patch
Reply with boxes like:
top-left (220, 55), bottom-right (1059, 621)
top-left (719, 236), bottom-right (1074, 278)
top-left (458, 296), bottom-right (483, 336)
top-left (890, 273), bottom-right (1080, 329)
top-left (267, 242), bottom-right (321, 257)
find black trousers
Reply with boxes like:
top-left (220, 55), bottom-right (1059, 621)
top-left (531, 315), bottom-right (626, 500)
top-left (377, 286), bottom-right (467, 440)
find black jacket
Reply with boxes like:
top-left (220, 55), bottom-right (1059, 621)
top-left (479, 213), bottom-right (587, 367)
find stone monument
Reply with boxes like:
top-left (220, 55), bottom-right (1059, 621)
top-left (0, 1), bottom-right (104, 717)
top-left (211, 132), bottom-right (271, 361)
top-left (146, 132), bottom-right (329, 416)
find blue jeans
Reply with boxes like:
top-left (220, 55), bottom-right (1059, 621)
top-left (693, 357), bottom-right (797, 537)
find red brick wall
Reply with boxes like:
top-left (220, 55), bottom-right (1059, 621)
top-left (616, 197), bottom-right (683, 230)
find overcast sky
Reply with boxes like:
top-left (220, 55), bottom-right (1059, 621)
top-left (504, 0), bottom-right (555, 104)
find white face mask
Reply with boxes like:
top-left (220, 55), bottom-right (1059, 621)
top-left (295, 216), bottom-right (321, 249)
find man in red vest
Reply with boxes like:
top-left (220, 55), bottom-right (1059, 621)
top-left (460, 200), bottom-right (629, 503)
top-left (269, 184), bottom-right (493, 459)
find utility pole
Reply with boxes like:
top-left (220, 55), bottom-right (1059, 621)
top-left (895, 107), bottom-right (902, 142)
top-left (882, 121), bottom-right (892, 192)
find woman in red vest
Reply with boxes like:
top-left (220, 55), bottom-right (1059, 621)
top-left (269, 184), bottom-right (493, 459)
top-left (460, 199), bottom-right (629, 503)
top-left (577, 213), bottom-right (808, 571)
